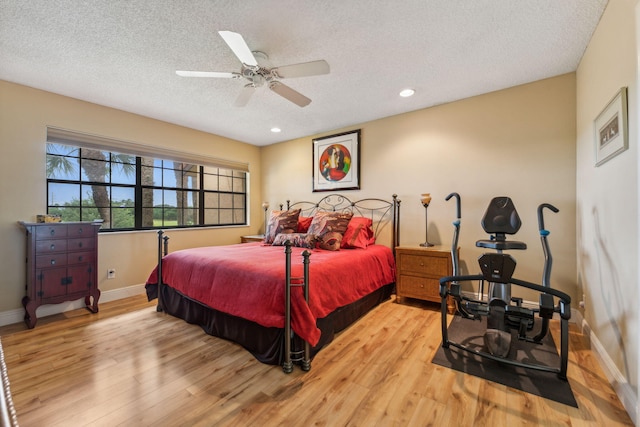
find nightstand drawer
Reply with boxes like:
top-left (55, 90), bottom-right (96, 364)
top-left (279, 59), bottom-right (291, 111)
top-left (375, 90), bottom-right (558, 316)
top-left (395, 245), bottom-right (455, 312)
top-left (400, 253), bottom-right (448, 276)
top-left (398, 274), bottom-right (441, 300)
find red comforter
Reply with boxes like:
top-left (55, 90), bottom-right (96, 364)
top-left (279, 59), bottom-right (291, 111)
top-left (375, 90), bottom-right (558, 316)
top-left (146, 242), bottom-right (396, 346)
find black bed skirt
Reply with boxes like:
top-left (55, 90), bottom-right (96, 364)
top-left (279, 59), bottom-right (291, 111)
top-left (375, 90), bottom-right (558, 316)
top-left (146, 282), bottom-right (394, 366)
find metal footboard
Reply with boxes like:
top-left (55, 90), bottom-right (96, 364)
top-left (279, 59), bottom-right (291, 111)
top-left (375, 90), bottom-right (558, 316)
top-left (154, 231), bottom-right (312, 373)
top-left (282, 242), bottom-right (312, 373)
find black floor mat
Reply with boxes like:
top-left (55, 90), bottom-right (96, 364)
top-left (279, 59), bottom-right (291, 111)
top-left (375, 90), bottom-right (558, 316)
top-left (432, 315), bottom-right (578, 407)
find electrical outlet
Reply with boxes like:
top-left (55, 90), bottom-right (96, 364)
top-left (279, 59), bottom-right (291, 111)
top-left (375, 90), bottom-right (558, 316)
top-left (107, 268), bottom-right (116, 279)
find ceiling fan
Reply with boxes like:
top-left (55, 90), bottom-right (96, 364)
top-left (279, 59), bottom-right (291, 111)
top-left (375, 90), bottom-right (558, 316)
top-left (176, 31), bottom-right (330, 108)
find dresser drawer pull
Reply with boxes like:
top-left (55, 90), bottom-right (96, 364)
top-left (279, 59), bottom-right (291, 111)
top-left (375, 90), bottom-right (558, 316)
top-left (50, 229), bottom-right (55, 236)
top-left (420, 262), bottom-right (425, 266)
top-left (77, 256), bottom-right (84, 262)
top-left (50, 259), bottom-right (56, 265)
top-left (50, 244), bottom-right (55, 250)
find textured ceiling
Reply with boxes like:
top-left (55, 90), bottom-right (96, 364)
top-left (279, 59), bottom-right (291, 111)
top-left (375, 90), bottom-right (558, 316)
top-left (0, 0), bottom-right (607, 146)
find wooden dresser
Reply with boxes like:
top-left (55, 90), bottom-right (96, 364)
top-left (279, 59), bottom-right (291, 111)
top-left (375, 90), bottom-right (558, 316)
top-left (395, 245), bottom-right (455, 313)
top-left (19, 221), bottom-right (101, 328)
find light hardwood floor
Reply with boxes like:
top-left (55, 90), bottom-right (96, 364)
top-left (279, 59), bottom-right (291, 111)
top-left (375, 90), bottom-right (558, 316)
top-left (0, 294), bottom-right (633, 426)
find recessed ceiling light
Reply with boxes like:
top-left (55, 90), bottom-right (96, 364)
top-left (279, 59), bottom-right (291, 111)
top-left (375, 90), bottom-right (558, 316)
top-left (399, 89), bottom-right (415, 97)
top-left (270, 127), bottom-right (281, 133)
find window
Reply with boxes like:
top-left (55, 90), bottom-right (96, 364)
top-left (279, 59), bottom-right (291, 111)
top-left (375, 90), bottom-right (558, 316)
top-left (46, 142), bottom-right (247, 231)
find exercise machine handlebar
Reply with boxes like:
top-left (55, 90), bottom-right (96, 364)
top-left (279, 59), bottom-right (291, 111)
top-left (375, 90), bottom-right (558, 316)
top-left (446, 192), bottom-right (461, 276)
top-left (445, 192), bottom-right (461, 219)
top-left (537, 203), bottom-right (559, 289)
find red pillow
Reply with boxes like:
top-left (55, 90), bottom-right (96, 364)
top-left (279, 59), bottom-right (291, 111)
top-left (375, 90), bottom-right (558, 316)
top-left (341, 217), bottom-right (375, 249)
top-left (297, 216), bottom-right (313, 233)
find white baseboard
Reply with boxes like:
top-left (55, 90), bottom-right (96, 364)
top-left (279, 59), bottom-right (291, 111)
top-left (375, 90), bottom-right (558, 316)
top-left (581, 318), bottom-right (638, 426)
top-left (0, 284), bottom-right (147, 328)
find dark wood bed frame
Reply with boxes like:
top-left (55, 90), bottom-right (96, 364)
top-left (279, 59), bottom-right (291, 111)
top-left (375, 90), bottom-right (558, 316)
top-left (152, 193), bottom-right (401, 373)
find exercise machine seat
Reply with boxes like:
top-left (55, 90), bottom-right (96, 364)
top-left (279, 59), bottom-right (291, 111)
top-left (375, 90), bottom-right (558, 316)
top-left (476, 196), bottom-right (527, 250)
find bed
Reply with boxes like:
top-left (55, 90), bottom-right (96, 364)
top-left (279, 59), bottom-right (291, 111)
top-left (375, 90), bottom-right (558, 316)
top-left (145, 194), bottom-right (400, 372)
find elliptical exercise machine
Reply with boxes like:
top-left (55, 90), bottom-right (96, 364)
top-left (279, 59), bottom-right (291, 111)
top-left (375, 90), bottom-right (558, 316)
top-left (439, 194), bottom-right (572, 380)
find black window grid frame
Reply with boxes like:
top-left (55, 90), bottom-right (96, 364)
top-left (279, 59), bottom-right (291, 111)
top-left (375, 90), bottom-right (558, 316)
top-left (46, 145), bottom-right (248, 231)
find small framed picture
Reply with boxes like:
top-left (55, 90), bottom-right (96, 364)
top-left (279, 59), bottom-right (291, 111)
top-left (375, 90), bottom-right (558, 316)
top-left (312, 130), bottom-right (361, 192)
top-left (594, 87), bottom-right (628, 166)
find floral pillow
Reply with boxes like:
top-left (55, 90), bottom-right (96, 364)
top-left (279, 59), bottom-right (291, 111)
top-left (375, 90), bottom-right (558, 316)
top-left (264, 209), bottom-right (301, 244)
top-left (271, 233), bottom-right (318, 249)
top-left (307, 211), bottom-right (353, 251)
top-left (341, 217), bottom-right (375, 249)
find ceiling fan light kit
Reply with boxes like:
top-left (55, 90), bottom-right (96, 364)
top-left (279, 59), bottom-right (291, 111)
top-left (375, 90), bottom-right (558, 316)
top-left (176, 30), bottom-right (329, 108)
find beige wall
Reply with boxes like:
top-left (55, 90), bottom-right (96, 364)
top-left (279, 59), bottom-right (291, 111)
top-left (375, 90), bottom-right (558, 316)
top-left (576, 0), bottom-right (639, 417)
top-left (0, 80), bottom-right (262, 313)
top-left (263, 73), bottom-right (578, 305)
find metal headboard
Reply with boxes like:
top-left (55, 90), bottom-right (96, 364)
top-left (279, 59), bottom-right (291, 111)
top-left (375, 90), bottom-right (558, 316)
top-left (284, 193), bottom-right (401, 250)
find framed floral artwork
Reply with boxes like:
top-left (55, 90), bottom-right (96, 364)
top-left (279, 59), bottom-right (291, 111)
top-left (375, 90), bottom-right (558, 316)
top-left (312, 130), bottom-right (361, 192)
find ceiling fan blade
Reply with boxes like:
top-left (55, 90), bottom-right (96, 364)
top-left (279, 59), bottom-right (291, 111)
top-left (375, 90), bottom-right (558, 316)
top-left (176, 70), bottom-right (239, 78)
top-left (235, 84), bottom-right (256, 107)
top-left (273, 60), bottom-right (330, 79)
top-left (218, 31), bottom-right (258, 67)
top-left (269, 81), bottom-right (311, 107)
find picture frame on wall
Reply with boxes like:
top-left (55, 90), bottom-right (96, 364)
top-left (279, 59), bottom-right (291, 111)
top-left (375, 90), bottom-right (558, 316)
top-left (312, 129), bottom-right (361, 192)
top-left (594, 87), bottom-right (628, 166)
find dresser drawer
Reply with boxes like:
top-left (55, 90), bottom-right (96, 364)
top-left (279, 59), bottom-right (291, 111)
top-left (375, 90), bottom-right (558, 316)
top-left (67, 251), bottom-right (94, 265)
top-left (68, 223), bottom-right (96, 237)
top-left (399, 253), bottom-right (448, 276)
top-left (35, 224), bottom-right (68, 240)
top-left (35, 253), bottom-right (67, 269)
top-left (35, 239), bottom-right (68, 254)
top-left (398, 274), bottom-right (441, 301)
top-left (67, 237), bottom-right (95, 251)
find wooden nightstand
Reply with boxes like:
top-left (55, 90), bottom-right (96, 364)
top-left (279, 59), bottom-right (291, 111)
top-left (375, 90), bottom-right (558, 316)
top-left (241, 234), bottom-right (265, 243)
top-left (395, 245), bottom-right (456, 313)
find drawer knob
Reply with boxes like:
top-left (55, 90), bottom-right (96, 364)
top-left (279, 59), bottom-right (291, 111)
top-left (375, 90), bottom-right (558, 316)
top-left (78, 242), bottom-right (83, 248)
top-left (50, 229), bottom-right (55, 236)
top-left (420, 262), bottom-right (424, 266)
top-left (78, 256), bottom-right (84, 262)
top-left (50, 259), bottom-right (56, 265)
top-left (50, 244), bottom-right (55, 250)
